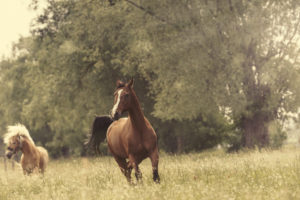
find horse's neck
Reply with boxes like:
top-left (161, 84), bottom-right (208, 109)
top-left (128, 91), bottom-right (147, 131)
top-left (21, 139), bottom-right (36, 156)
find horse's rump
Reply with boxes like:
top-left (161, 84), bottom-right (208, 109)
top-left (37, 146), bottom-right (49, 171)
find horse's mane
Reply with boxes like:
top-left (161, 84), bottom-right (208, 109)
top-left (3, 124), bottom-right (35, 145)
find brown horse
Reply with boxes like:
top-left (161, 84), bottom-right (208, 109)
top-left (3, 124), bottom-right (49, 175)
top-left (86, 79), bottom-right (160, 183)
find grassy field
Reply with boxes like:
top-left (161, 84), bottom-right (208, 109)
top-left (1, 148), bottom-right (300, 200)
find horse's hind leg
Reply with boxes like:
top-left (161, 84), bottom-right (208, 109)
top-left (114, 156), bottom-right (132, 183)
top-left (40, 163), bottom-right (45, 175)
top-left (150, 149), bottom-right (160, 183)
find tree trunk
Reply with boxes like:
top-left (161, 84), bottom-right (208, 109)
top-left (241, 113), bottom-right (269, 148)
top-left (176, 136), bottom-right (183, 153)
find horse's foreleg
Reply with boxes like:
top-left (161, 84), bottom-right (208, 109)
top-left (33, 159), bottom-right (40, 174)
top-left (114, 156), bottom-right (132, 183)
top-left (33, 166), bottom-right (39, 174)
top-left (134, 165), bottom-right (142, 182)
top-left (149, 149), bottom-right (160, 183)
top-left (128, 155), bottom-right (142, 183)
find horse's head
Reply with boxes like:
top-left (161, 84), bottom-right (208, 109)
top-left (5, 135), bottom-right (22, 159)
top-left (3, 124), bottom-right (34, 159)
top-left (111, 79), bottom-right (134, 120)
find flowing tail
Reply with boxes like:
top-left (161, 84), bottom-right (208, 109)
top-left (85, 115), bottom-right (114, 154)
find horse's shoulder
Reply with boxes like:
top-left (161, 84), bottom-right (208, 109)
top-left (111, 118), bottom-right (128, 126)
top-left (107, 117), bottom-right (128, 132)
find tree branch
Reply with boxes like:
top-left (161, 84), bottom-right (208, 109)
top-left (124, 0), bottom-right (179, 29)
top-left (124, 0), bottom-right (166, 23)
top-left (276, 14), bottom-right (300, 67)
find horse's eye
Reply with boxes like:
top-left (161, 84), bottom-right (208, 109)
top-left (124, 94), bottom-right (129, 98)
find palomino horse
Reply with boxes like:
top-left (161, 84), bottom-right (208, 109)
top-left (3, 124), bottom-right (49, 175)
top-left (86, 79), bottom-right (160, 183)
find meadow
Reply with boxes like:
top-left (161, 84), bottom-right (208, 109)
top-left (1, 147), bottom-right (300, 200)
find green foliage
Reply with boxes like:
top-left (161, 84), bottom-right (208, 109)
top-left (138, 0), bottom-right (300, 148)
top-left (0, 0), bottom-right (300, 156)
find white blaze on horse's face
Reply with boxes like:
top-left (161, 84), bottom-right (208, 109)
top-left (111, 89), bottom-right (123, 118)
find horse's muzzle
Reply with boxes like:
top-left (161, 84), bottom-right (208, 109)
top-left (5, 151), bottom-right (13, 159)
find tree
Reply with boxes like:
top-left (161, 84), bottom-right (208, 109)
top-left (133, 0), bottom-right (300, 148)
top-left (1, 0), bottom-right (298, 157)
top-left (0, 0), bottom-right (160, 156)
top-left (24, 0), bottom-right (229, 154)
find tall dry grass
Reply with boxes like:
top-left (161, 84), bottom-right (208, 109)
top-left (1, 148), bottom-right (300, 200)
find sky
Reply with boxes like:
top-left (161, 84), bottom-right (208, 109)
top-left (0, 0), bottom-right (45, 59)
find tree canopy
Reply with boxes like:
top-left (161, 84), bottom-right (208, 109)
top-left (0, 0), bottom-right (299, 157)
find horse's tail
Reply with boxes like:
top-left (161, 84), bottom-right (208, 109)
top-left (85, 115), bottom-right (114, 154)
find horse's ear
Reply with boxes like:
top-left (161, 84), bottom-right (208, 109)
top-left (18, 135), bottom-right (24, 147)
top-left (116, 80), bottom-right (122, 87)
top-left (127, 78), bottom-right (134, 88)
top-left (116, 80), bottom-right (124, 88)
top-left (17, 135), bottom-right (22, 143)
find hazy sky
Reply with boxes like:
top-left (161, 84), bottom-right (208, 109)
top-left (0, 0), bottom-right (44, 59)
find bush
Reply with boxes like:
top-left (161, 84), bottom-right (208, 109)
top-left (268, 121), bottom-right (287, 149)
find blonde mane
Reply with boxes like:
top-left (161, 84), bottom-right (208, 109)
top-left (3, 124), bottom-right (35, 145)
